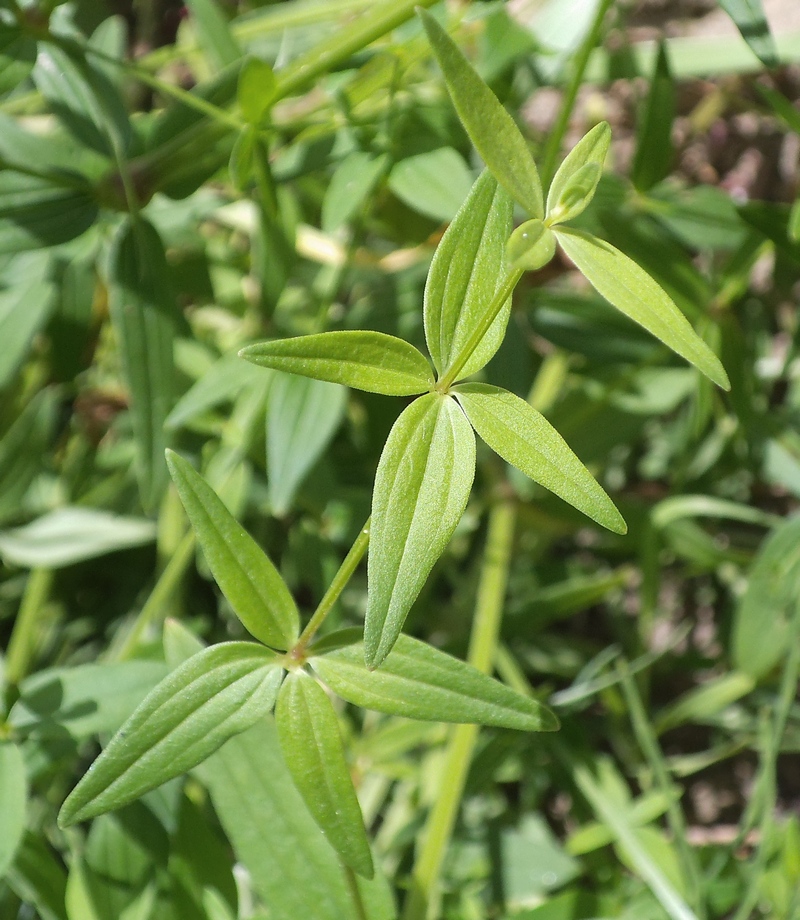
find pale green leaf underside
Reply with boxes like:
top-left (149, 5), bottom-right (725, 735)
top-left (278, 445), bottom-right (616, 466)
top-left (365, 394), bottom-right (475, 668)
top-left (455, 384), bottom-right (627, 535)
top-left (312, 632), bottom-right (558, 732)
top-left (240, 331), bottom-right (433, 396)
top-left (58, 642), bottom-right (283, 826)
top-left (555, 228), bottom-right (730, 390)
top-left (424, 170), bottom-right (513, 378)
top-left (276, 671), bottom-right (374, 878)
top-left (546, 121), bottom-right (610, 220)
top-left (167, 450), bottom-right (299, 649)
top-left (419, 9), bottom-right (543, 219)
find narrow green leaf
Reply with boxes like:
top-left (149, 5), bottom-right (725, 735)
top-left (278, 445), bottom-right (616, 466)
top-left (323, 151), bottom-right (387, 234)
top-left (7, 832), bottom-right (68, 920)
top-left (554, 228), bottom-right (730, 389)
top-left (388, 147), bottom-right (474, 223)
top-left (268, 374), bottom-right (347, 517)
top-left (0, 742), bottom-right (26, 879)
top-left (238, 57), bottom-right (277, 124)
top-left (419, 8), bottom-right (543, 218)
top-left (241, 331), bottom-right (434, 396)
top-left (186, 0), bottom-right (242, 71)
top-left (58, 642), bottom-right (283, 826)
top-left (276, 671), bottom-right (374, 878)
top-left (655, 672), bottom-right (755, 735)
top-left (312, 632), bottom-right (558, 731)
top-left (546, 121), bottom-right (610, 223)
top-left (365, 394), bottom-right (476, 668)
top-left (0, 390), bottom-right (56, 524)
top-left (166, 352), bottom-right (266, 430)
top-left (0, 275), bottom-right (55, 387)
top-left (0, 24), bottom-right (36, 95)
top-left (719, 0), bottom-right (778, 68)
top-left (166, 450), bottom-right (300, 649)
top-left (424, 170), bottom-right (513, 378)
top-left (109, 219), bottom-right (176, 510)
top-left (229, 125), bottom-right (257, 190)
top-left (632, 44), bottom-right (675, 192)
top-left (455, 384), bottom-right (626, 534)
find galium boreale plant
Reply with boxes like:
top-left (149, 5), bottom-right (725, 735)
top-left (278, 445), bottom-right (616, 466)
top-left (58, 4), bottom-right (730, 893)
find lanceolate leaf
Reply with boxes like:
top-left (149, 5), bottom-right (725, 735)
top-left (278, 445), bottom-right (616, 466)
top-left (241, 331), bottom-right (434, 395)
top-left (365, 394), bottom-right (475, 668)
top-left (0, 742), bottom-right (27, 879)
top-left (109, 219), bottom-right (176, 511)
top-left (546, 121), bottom-right (610, 223)
top-left (424, 170), bottom-right (513, 378)
top-left (419, 8), bottom-right (543, 219)
top-left (167, 450), bottom-right (300, 649)
top-left (276, 671), bottom-right (374, 878)
top-left (58, 643), bottom-right (283, 826)
top-left (554, 228), bottom-right (730, 390)
top-left (312, 632), bottom-right (558, 731)
top-left (454, 384), bottom-right (627, 534)
top-left (719, 0), bottom-right (778, 69)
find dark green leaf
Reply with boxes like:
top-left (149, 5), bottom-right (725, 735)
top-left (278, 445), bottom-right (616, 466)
top-left (632, 44), bottom-right (675, 192)
top-left (546, 122), bottom-right (610, 223)
top-left (241, 331), bottom-right (434, 395)
top-left (388, 147), bottom-right (474, 222)
top-left (0, 173), bottom-right (97, 253)
top-left (109, 218), bottom-right (176, 510)
top-left (267, 374), bottom-right (347, 516)
top-left (312, 632), bottom-right (558, 730)
top-left (58, 642), bottom-right (283, 826)
top-left (419, 8), bottom-right (543, 218)
top-left (6, 833), bottom-right (67, 920)
top-left (276, 671), bottom-right (374, 878)
top-left (167, 450), bottom-right (300, 649)
top-left (454, 384), bottom-right (626, 534)
top-left (0, 390), bottom-right (56, 524)
top-left (719, 0), bottom-right (778, 68)
top-left (0, 742), bottom-right (26, 879)
top-left (554, 228), bottom-right (730, 389)
top-left (229, 125), bottom-right (257, 190)
top-left (365, 394), bottom-right (475, 668)
top-left (0, 24), bottom-right (36, 95)
top-left (0, 275), bottom-right (55, 387)
top-left (424, 170), bottom-right (513, 378)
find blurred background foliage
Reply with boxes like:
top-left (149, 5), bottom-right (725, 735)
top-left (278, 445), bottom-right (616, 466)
top-left (0, 0), bottom-right (799, 917)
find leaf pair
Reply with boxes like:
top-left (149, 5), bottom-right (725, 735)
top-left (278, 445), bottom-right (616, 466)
top-left (419, 8), bottom-right (730, 392)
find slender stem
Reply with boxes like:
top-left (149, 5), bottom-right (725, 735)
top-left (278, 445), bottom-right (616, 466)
top-left (540, 0), bottom-right (615, 188)
top-left (5, 569), bottom-right (54, 685)
top-left (109, 531), bottom-right (196, 662)
top-left (295, 518), bottom-right (371, 651)
top-left (437, 268), bottom-right (524, 392)
top-left (343, 864), bottom-right (369, 920)
top-left (402, 500), bottom-right (516, 920)
top-left (617, 659), bottom-right (705, 918)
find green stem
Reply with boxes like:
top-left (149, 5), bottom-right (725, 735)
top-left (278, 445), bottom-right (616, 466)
top-left (402, 500), bottom-right (516, 920)
top-left (540, 0), bottom-right (615, 188)
top-left (109, 531), bottom-right (196, 662)
top-left (437, 268), bottom-right (523, 392)
top-left (617, 659), bottom-right (705, 918)
top-left (295, 518), bottom-right (371, 652)
top-left (6, 569), bottom-right (54, 685)
top-left (343, 864), bottom-right (369, 920)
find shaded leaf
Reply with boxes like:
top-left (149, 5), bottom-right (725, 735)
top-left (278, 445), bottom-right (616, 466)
top-left (0, 390), bottom-right (57, 523)
top-left (0, 24), bottom-right (36, 95)
top-left (58, 642), bottom-right (283, 826)
top-left (719, 0), bottom-right (778, 68)
top-left (365, 394), bottom-right (475, 668)
top-left (167, 450), bottom-right (300, 649)
top-left (0, 173), bottom-right (97, 253)
top-left (455, 384), bottom-right (626, 534)
top-left (424, 170), bottom-right (513, 378)
top-left (632, 44), bottom-right (675, 192)
top-left (388, 147), bottom-right (474, 222)
top-left (238, 57), bottom-right (277, 124)
top-left (268, 374), bottom-right (347, 516)
top-left (546, 121), bottom-right (610, 223)
top-left (323, 151), bottom-right (386, 234)
top-left (186, 0), bottom-right (241, 71)
top-left (0, 742), bottom-right (26, 879)
top-left (312, 631), bottom-right (558, 731)
top-left (554, 228), bottom-right (730, 389)
top-left (241, 331), bottom-right (434, 395)
top-left (419, 8), bottom-right (543, 218)
top-left (0, 275), bottom-right (55, 387)
top-left (276, 671), bottom-right (373, 878)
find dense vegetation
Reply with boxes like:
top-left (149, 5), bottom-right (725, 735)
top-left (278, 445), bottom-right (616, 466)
top-left (0, 1), bottom-right (799, 918)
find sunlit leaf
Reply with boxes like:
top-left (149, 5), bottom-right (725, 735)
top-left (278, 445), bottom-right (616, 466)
top-left (167, 450), bottom-right (300, 649)
top-left (546, 121), bottom-right (610, 223)
top-left (0, 743), bottom-right (26, 879)
top-left (276, 671), bottom-right (374, 878)
top-left (419, 8), bottom-right (543, 218)
top-left (455, 384), bottom-right (626, 534)
top-left (241, 331), bottom-right (434, 396)
top-left (186, 0), bottom-right (241, 72)
top-left (424, 170), bottom-right (513, 378)
top-left (312, 631), bottom-right (558, 731)
top-left (554, 228), bottom-right (730, 389)
top-left (58, 642), bottom-right (283, 826)
top-left (365, 394), bottom-right (475, 668)
top-left (238, 57), bottom-right (277, 124)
